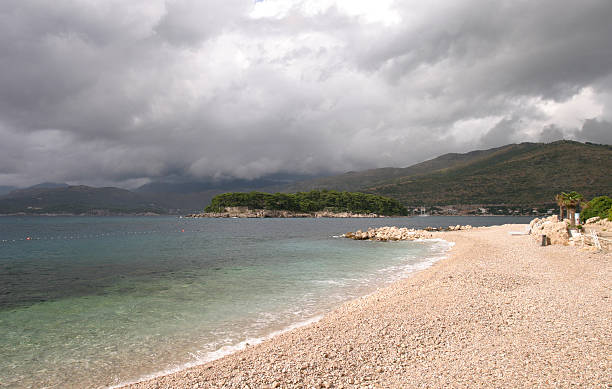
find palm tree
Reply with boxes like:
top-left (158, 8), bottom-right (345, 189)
top-left (561, 191), bottom-right (584, 226)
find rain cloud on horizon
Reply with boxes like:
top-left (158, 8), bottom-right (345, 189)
top-left (1, 0), bottom-right (611, 188)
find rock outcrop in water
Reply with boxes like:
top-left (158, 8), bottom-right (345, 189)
top-left (344, 225), bottom-right (473, 241)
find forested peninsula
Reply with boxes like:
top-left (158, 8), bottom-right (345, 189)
top-left (190, 190), bottom-right (408, 217)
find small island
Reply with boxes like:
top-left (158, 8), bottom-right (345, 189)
top-left (187, 190), bottom-right (408, 218)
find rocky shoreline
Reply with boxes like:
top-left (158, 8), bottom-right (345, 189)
top-left (345, 218), bottom-right (611, 251)
top-left (186, 207), bottom-right (383, 218)
top-left (344, 224), bottom-right (473, 241)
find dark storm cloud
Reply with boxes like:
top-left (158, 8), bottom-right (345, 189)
top-left (0, 0), bottom-right (611, 187)
top-left (362, 0), bottom-right (612, 101)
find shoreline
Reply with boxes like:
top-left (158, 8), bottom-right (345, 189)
top-left (110, 316), bottom-right (326, 389)
top-left (114, 238), bottom-right (453, 388)
top-left (124, 224), bottom-right (611, 388)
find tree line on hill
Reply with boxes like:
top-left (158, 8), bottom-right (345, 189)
top-left (204, 190), bottom-right (408, 216)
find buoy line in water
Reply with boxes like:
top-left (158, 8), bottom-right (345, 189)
top-left (0, 228), bottom-right (208, 245)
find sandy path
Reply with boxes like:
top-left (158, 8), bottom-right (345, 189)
top-left (125, 224), bottom-right (611, 388)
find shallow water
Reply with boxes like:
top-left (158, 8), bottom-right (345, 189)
top-left (0, 216), bottom-right (531, 388)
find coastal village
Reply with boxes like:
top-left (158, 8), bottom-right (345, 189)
top-left (408, 205), bottom-right (558, 216)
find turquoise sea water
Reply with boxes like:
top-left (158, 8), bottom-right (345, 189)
top-left (0, 216), bottom-right (531, 388)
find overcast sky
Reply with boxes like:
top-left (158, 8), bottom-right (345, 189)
top-left (1, 0), bottom-right (611, 188)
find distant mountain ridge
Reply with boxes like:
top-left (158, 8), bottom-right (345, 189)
top-left (1, 141), bottom-right (609, 214)
top-left (0, 175), bottom-right (317, 215)
top-left (284, 144), bottom-right (514, 193)
top-left (0, 185), bottom-right (165, 215)
top-left (25, 182), bottom-right (69, 190)
top-left (287, 141), bottom-right (612, 206)
top-left (0, 186), bottom-right (17, 196)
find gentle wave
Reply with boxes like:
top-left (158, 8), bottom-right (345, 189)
top-left (111, 238), bottom-right (454, 389)
top-left (110, 315), bottom-right (323, 389)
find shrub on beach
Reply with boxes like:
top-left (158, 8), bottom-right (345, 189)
top-left (580, 196), bottom-right (612, 222)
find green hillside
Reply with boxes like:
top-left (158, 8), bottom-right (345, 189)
top-left (288, 141), bottom-right (612, 206)
top-left (285, 145), bottom-right (513, 193)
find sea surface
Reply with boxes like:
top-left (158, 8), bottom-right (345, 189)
top-left (0, 215), bottom-right (531, 388)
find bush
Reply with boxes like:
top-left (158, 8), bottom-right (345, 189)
top-left (580, 195), bottom-right (612, 222)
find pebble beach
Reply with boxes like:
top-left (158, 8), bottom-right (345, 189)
top-left (125, 224), bottom-right (611, 388)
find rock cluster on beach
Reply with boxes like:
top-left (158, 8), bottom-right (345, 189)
top-left (584, 216), bottom-right (612, 229)
top-left (529, 215), bottom-right (611, 250)
top-left (528, 215), bottom-right (569, 245)
top-left (344, 225), bottom-right (473, 241)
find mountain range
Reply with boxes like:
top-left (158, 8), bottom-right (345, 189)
top-left (286, 140), bottom-right (612, 207)
top-left (0, 140), bottom-right (610, 215)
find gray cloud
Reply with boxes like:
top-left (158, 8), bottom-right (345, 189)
top-left (154, 0), bottom-right (249, 45)
top-left (0, 0), bottom-right (611, 188)
top-left (538, 125), bottom-right (565, 143)
top-left (365, 0), bottom-right (612, 101)
top-left (575, 118), bottom-right (612, 144)
top-left (480, 117), bottom-right (521, 148)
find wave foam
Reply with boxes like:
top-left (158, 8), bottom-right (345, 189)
top-left (109, 315), bottom-right (323, 388)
